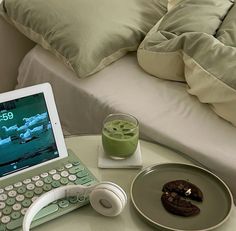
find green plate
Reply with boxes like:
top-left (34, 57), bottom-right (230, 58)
top-left (130, 163), bottom-right (233, 231)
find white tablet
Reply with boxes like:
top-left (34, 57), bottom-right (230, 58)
top-left (0, 82), bottom-right (68, 179)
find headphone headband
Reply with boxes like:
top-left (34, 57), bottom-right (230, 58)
top-left (22, 182), bottom-right (127, 231)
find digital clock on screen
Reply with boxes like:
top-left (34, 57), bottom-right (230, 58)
top-left (0, 112), bottom-right (14, 122)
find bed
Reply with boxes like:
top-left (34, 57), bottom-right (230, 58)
top-left (1, 0), bottom-right (236, 201)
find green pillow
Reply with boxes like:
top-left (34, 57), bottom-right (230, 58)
top-left (137, 0), bottom-right (236, 126)
top-left (0, 0), bottom-right (167, 78)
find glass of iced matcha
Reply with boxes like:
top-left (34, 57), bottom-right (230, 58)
top-left (102, 113), bottom-right (139, 159)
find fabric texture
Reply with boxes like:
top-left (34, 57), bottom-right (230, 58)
top-left (16, 45), bottom-right (236, 200)
top-left (0, 0), bottom-right (167, 78)
top-left (137, 0), bottom-right (236, 126)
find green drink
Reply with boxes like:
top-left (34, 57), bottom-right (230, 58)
top-left (102, 114), bottom-right (139, 159)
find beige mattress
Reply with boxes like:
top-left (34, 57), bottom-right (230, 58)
top-left (16, 45), bottom-right (236, 200)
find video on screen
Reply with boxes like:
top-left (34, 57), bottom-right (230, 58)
top-left (0, 93), bottom-right (59, 177)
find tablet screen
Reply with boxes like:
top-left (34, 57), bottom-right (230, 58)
top-left (0, 93), bottom-right (59, 177)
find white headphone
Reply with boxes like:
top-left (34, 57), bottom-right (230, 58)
top-left (22, 182), bottom-right (127, 231)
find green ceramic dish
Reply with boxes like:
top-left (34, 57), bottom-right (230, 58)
top-left (130, 163), bottom-right (233, 231)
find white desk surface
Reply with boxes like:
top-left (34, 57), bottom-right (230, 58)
top-left (33, 135), bottom-right (236, 231)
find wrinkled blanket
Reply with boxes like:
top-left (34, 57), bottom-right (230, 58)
top-left (138, 0), bottom-right (236, 127)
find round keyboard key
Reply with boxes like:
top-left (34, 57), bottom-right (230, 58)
top-left (34, 188), bottom-right (43, 195)
top-left (68, 175), bottom-right (77, 181)
top-left (26, 183), bottom-right (35, 190)
top-left (31, 196), bottom-right (39, 202)
top-left (65, 163), bottom-right (73, 169)
top-left (0, 189), bottom-right (4, 194)
top-left (58, 200), bottom-right (69, 208)
top-left (68, 197), bottom-right (78, 204)
top-left (40, 172), bottom-right (48, 178)
top-left (4, 185), bottom-right (13, 191)
top-left (0, 202), bottom-right (5, 209)
top-left (35, 180), bottom-right (44, 187)
top-left (52, 174), bottom-right (61, 181)
top-left (22, 199), bottom-right (31, 208)
top-left (23, 179), bottom-right (31, 184)
top-left (6, 198), bottom-right (15, 206)
top-left (0, 194), bottom-right (7, 201)
top-left (61, 171), bottom-right (69, 177)
top-left (14, 182), bottom-right (22, 188)
top-left (57, 167), bottom-right (64, 172)
top-left (1, 215), bottom-right (10, 224)
top-left (21, 208), bottom-right (28, 215)
top-left (52, 181), bottom-right (61, 188)
top-left (78, 196), bottom-right (86, 202)
top-left (43, 184), bottom-right (52, 192)
top-left (17, 186), bottom-right (26, 194)
top-left (43, 176), bottom-right (52, 184)
top-left (8, 190), bottom-right (17, 198)
top-left (32, 176), bottom-right (40, 181)
top-left (12, 204), bottom-right (21, 211)
top-left (25, 191), bottom-right (34, 199)
top-left (0, 211), bottom-right (2, 218)
top-left (60, 178), bottom-right (69, 185)
top-left (16, 195), bottom-right (24, 202)
top-left (11, 211), bottom-right (21, 220)
top-left (72, 161), bottom-right (80, 166)
top-left (5, 185), bottom-right (13, 191)
top-left (3, 207), bottom-right (12, 215)
top-left (49, 169), bottom-right (57, 175)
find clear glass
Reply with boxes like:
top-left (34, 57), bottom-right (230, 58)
top-left (102, 113), bottom-right (139, 159)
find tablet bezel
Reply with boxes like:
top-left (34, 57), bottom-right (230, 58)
top-left (0, 83), bottom-right (68, 179)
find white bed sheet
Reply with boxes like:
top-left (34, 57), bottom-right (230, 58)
top-left (16, 45), bottom-right (236, 200)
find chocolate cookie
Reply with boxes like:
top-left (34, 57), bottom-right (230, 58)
top-left (161, 180), bottom-right (203, 217)
top-left (162, 180), bottom-right (203, 202)
top-left (161, 192), bottom-right (200, 217)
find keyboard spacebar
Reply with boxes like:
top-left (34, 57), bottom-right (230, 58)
top-left (6, 204), bottom-right (59, 230)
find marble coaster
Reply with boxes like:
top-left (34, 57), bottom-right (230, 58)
top-left (98, 142), bottom-right (142, 169)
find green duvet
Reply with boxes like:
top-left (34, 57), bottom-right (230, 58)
top-left (138, 0), bottom-right (236, 126)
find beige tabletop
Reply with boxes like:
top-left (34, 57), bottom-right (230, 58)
top-left (34, 135), bottom-right (236, 231)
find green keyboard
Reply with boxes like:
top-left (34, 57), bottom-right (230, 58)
top-left (0, 150), bottom-right (98, 231)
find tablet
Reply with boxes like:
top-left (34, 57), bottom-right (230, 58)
top-left (0, 83), bottom-right (68, 179)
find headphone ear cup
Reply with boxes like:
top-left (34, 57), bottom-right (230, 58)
top-left (89, 182), bottom-right (127, 217)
